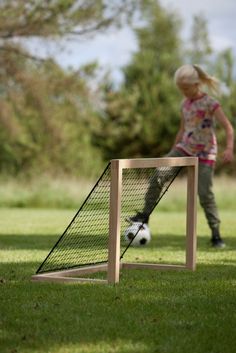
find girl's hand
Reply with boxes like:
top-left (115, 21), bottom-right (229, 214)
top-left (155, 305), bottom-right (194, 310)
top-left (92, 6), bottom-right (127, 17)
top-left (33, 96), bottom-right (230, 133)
top-left (222, 147), bottom-right (234, 163)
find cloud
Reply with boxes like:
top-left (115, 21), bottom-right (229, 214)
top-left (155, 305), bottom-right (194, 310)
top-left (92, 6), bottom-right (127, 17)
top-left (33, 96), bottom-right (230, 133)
top-left (164, 0), bottom-right (236, 18)
top-left (162, 0), bottom-right (236, 55)
top-left (211, 35), bottom-right (234, 52)
top-left (23, 0), bottom-right (236, 78)
top-left (51, 27), bottom-right (138, 70)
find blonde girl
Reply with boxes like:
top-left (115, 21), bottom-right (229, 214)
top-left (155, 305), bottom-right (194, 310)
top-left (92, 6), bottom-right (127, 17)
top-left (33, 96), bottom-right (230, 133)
top-left (130, 64), bottom-right (234, 247)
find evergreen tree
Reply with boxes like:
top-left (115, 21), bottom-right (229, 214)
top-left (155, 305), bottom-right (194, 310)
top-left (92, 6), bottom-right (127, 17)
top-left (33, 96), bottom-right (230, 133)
top-left (214, 48), bottom-right (236, 174)
top-left (186, 13), bottom-right (212, 66)
top-left (94, 0), bottom-right (183, 159)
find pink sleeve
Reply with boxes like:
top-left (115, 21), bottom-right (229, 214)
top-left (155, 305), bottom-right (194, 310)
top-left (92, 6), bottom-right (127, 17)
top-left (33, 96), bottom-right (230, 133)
top-left (212, 102), bottom-right (220, 113)
top-left (208, 96), bottom-right (220, 113)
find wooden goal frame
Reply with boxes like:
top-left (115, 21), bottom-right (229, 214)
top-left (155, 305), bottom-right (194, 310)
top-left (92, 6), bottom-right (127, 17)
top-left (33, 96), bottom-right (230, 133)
top-left (32, 157), bottom-right (198, 285)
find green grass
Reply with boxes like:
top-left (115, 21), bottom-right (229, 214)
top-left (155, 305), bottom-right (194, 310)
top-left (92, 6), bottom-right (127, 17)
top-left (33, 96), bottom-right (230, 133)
top-left (0, 176), bottom-right (236, 210)
top-left (0, 177), bottom-right (93, 209)
top-left (1, 208), bottom-right (236, 353)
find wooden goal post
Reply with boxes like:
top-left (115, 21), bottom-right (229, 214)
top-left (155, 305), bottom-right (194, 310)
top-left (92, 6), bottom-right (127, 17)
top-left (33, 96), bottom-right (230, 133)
top-left (32, 157), bottom-right (198, 285)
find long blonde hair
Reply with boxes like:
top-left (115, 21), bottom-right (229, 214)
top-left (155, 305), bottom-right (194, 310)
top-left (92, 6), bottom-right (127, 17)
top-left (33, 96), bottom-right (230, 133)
top-left (174, 64), bottom-right (220, 95)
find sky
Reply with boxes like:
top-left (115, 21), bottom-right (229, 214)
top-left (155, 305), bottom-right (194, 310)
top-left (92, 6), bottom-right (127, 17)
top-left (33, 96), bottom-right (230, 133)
top-left (27, 0), bottom-right (236, 83)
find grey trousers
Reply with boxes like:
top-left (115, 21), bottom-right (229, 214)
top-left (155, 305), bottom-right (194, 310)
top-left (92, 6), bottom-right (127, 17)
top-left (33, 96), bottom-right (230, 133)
top-left (144, 149), bottom-right (220, 230)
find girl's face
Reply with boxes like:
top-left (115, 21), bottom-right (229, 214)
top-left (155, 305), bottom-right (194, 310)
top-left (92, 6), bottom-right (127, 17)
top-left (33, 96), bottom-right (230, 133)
top-left (177, 82), bottom-right (200, 99)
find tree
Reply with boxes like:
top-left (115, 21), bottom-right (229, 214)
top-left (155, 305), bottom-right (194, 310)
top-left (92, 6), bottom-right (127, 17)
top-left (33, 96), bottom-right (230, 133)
top-left (0, 0), bottom-right (141, 176)
top-left (214, 48), bottom-right (236, 174)
top-left (0, 52), bottom-right (105, 176)
top-left (93, 0), bottom-right (183, 159)
top-left (214, 48), bottom-right (234, 88)
top-left (0, 0), bottom-right (137, 40)
top-left (186, 13), bottom-right (212, 66)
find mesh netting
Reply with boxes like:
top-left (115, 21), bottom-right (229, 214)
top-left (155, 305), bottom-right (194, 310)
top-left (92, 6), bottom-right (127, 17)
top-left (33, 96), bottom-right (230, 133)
top-left (36, 162), bottom-right (181, 274)
top-left (119, 166), bottom-right (181, 256)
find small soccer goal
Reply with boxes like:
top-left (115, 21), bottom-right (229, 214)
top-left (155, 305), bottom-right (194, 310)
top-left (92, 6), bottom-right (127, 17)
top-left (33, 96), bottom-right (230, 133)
top-left (32, 157), bottom-right (198, 284)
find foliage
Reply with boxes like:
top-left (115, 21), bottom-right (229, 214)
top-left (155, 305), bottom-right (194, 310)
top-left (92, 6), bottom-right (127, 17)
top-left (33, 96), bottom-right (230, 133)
top-left (0, 50), bottom-right (103, 176)
top-left (0, 1), bottom-right (235, 177)
top-left (0, 0), bottom-right (142, 177)
top-left (0, 0), bottom-right (138, 40)
top-left (186, 14), bottom-right (213, 66)
top-left (93, 0), bottom-right (183, 160)
top-left (94, 9), bottom-right (236, 174)
top-left (212, 49), bottom-right (236, 174)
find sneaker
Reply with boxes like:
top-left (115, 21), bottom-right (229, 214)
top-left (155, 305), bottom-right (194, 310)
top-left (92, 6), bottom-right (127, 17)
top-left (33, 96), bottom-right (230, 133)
top-left (211, 227), bottom-right (225, 248)
top-left (127, 211), bottom-right (149, 224)
top-left (211, 237), bottom-right (226, 248)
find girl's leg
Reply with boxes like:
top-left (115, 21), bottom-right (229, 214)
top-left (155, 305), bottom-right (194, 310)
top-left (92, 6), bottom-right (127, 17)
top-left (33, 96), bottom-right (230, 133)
top-left (198, 163), bottom-right (224, 247)
top-left (130, 149), bottom-right (185, 223)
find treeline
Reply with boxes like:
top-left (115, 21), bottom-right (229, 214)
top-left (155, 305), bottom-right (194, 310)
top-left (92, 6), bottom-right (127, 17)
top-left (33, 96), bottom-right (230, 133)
top-left (0, 0), bottom-right (235, 178)
top-left (93, 5), bottom-right (236, 175)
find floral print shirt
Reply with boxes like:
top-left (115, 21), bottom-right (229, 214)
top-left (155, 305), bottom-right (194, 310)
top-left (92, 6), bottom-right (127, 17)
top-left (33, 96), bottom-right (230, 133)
top-left (176, 93), bottom-right (220, 163)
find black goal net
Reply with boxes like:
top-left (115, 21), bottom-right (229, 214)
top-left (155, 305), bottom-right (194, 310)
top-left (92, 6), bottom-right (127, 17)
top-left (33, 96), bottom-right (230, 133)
top-left (36, 162), bottom-right (182, 274)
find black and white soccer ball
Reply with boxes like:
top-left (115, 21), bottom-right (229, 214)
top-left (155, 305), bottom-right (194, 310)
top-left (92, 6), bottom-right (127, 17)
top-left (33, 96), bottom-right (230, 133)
top-left (124, 222), bottom-right (151, 246)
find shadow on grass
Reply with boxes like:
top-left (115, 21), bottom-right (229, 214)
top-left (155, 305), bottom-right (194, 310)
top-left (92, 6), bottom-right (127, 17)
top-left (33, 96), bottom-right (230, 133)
top-left (196, 234), bottom-right (236, 251)
top-left (1, 232), bottom-right (236, 253)
top-left (1, 260), bottom-right (236, 353)
top-left (141, 233), bottom-right (236, 252)
top-left (0, 234), bottom-right (58, 250)
top-left (1, 231), bottom-right (234, 282)
top-left (0, 233), bottom-right (109, 251)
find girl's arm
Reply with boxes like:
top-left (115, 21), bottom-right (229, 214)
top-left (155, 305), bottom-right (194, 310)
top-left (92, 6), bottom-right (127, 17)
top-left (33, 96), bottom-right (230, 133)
top-left (214, 107), bottom-right (234, 163)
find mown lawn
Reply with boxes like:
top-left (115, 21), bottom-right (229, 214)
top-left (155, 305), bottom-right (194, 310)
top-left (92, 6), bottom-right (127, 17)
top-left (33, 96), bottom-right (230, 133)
top-left (0, 207), bottom-right (236, 353)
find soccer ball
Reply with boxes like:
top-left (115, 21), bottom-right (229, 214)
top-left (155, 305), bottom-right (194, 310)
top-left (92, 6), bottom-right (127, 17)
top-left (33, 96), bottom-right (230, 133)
top-left (124, 222), bottom-right (151, 246)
